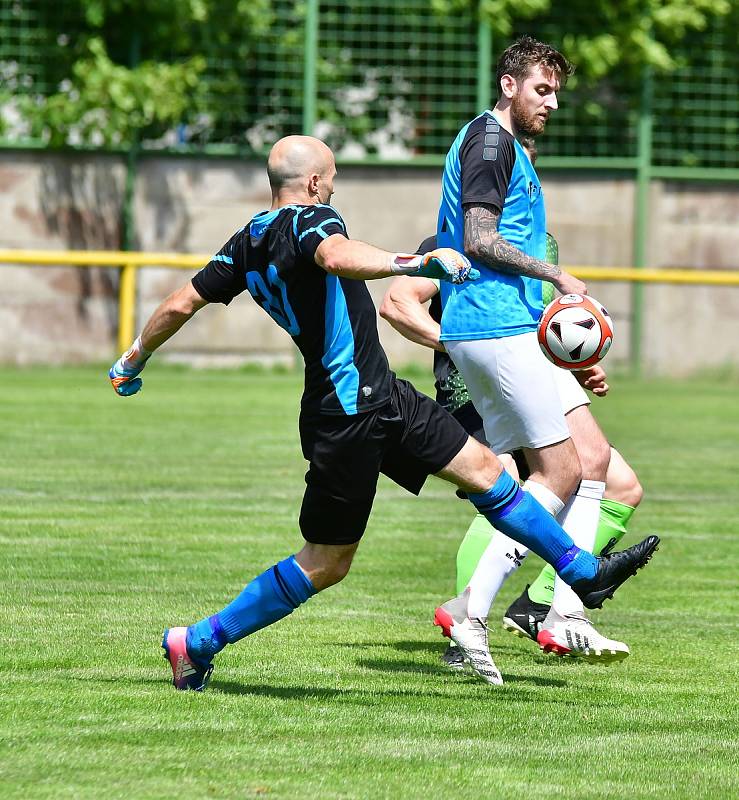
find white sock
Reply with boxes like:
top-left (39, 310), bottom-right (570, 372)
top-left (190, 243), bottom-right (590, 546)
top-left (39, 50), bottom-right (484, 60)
top-left (551, 479), bottom-right (606, 617)
top-left (465, 480), bottom-right (564, 619)
top-left (522, 479), bottom-right (566, 517)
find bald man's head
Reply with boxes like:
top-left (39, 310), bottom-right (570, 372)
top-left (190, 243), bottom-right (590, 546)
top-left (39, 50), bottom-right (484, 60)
top-left (267, 136), bottom-right (336, 205)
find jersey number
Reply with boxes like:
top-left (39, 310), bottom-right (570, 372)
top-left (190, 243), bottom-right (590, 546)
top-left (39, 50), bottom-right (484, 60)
top-left (246, 264), bottom-right (300, 336)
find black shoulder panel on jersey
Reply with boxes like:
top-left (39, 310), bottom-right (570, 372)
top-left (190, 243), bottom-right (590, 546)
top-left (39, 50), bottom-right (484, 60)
top-left (191, 228), bottom-right (247, 306)
top-left (460, 115), bottom-right (516, 213)
top-left (296, 204), bottom-right (348, 261)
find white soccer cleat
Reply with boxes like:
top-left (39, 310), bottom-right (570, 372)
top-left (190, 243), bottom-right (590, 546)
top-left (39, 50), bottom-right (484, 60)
top-left (434, 591), bottom-right (504, 685)
top-left (439, 643), bottom-right (467, 672)
top-left (536, 606), bottom-right (630, 663)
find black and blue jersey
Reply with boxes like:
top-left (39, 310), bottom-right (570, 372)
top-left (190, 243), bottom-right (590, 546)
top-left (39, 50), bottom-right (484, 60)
top-left (192, 204), bottom-right (394, 416)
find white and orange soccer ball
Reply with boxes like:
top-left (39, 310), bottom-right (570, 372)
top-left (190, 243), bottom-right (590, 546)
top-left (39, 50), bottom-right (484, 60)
top-left (537, 294), bottom-right (614, 370)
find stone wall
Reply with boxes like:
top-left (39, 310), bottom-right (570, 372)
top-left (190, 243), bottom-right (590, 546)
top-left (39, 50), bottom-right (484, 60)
top-left (1, 151), bottom-right (737, 374)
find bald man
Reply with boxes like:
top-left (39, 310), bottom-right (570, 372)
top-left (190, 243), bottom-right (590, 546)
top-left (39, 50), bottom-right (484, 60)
top-left (108, 135), bottom-right (658, 690)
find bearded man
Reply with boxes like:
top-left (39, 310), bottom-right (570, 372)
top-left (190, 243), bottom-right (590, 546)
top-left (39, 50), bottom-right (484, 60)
top-left (431, 37), bottom-right (631, 675)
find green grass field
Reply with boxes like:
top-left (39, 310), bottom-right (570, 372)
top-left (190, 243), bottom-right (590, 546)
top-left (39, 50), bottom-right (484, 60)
top-left (2, 366), bottom-right (737, 799)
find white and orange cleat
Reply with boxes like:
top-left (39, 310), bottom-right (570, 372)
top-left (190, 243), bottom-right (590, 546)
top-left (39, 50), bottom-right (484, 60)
top-left (537, 607), bottom-right (630, 663)
top-left (434, 591), bottom-right (503, 685)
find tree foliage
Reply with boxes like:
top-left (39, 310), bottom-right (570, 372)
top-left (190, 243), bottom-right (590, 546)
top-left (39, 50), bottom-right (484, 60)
top-left (1, 0), bottom-right (733, 156)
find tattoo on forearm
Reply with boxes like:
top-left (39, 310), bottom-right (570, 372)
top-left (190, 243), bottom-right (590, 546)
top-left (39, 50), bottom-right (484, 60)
top-left (463, 204), bottom-right (561, 281)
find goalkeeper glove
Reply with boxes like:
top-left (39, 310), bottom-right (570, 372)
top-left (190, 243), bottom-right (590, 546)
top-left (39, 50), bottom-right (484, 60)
top-left (109, 337), bottom-right (151, 396)
top-left (418, 248), bottom-right (479, 284)
top-left (391, 248), bottom-right (479, 284)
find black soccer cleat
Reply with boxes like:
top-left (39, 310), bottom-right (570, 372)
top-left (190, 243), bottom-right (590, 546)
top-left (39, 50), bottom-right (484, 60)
top-left (502, 585), bottom-right (550, 643)
top-left (572, 535), bottom-right (660, 609)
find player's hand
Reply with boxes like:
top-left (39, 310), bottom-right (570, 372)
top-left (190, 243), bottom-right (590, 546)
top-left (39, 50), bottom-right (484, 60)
top-left (553, 270), bottom-right (587, 296)
top-left (575, 365), bottom-right (609, 397)
top-left (418, 248), bottom-right (479, 284)
top-left (109, 338), bottom-right (150, 396)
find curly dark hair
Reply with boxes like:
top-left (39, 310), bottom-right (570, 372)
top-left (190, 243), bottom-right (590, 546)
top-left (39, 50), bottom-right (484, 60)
top-left (495, 36), bottom-right (574, 96)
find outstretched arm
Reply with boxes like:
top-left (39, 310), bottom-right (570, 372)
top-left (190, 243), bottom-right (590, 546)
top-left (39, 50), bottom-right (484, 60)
top-left (463, 203), bottom-right (586, 296)
top-left (109, 281), bottom-right (208, 396)
top-left (314, 234), bottom-right (476, 284)
top-left (138, 282), bottom-right (209, 352)
top-left (379, 276), bottom-right (444, 352)
top-left (315, 234), bottom-right (405, 280)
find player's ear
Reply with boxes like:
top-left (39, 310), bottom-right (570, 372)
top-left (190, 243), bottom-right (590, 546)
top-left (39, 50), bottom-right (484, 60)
top-left (500, 73), bottom-right (517, 99)
top-left (308, 172), bottom-right (321, 197)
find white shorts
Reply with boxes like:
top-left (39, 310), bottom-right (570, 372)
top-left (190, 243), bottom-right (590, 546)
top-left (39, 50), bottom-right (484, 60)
top-left (446, 332), bottom-right (589, 454)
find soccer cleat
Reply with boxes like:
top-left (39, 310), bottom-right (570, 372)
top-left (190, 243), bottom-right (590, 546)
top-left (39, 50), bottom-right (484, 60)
top-left (162, 627), bottom-right (214, 691)
top-left (572, 535), bottom-right (660, 609)
top-left (434, 591), bottom-right (503, 685)
top-left (502, 585), bottom-right (550, 643)
top-left (536, 607), bottom-right (630, 663)
top-left (440, 643), bottom-right (466, 671)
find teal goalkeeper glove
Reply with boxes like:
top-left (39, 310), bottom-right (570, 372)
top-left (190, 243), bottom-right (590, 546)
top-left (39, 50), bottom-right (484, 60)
top-left (417, 248), bottom-right (479, 284)
top-left (391, 248), bottom-right (479, 284)
top-left (109, 337), bottom-right (151, 396)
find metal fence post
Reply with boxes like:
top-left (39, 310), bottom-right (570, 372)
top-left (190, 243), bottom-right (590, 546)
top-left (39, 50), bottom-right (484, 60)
top-left (121, 31), bottom-right (141, 252)
top-left (303, 0), bottom-right (319, 135)
top-left (117, 263), bottom-right (137, 354)
top-left (631, 64), bottom-right (653, 375)
top-left (119, 32), bottom-right (141, 355)
top-left (476, 13), bottom-right (492, 112)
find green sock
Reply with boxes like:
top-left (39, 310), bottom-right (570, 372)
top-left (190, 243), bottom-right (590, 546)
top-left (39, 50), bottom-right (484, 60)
top-left (595, 498), bottom-right (636, 554)
top-left (455, 513), bottom-right (495, 595)
top-left (527, 498), bottom-right (637, 606)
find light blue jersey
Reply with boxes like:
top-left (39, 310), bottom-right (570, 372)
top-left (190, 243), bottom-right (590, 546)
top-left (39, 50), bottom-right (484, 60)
top-left (437, 111), bottom-right (546, 340)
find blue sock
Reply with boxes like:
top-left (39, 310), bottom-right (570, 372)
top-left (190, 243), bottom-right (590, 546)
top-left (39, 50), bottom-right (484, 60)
top-left (468, 471), bottom-right (597, 585)
top-left (186, 555), bottom-right (316, 662)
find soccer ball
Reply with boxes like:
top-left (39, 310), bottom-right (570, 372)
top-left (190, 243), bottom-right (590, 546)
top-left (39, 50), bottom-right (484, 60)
top-left (537, 294), bottom-right (614, 370)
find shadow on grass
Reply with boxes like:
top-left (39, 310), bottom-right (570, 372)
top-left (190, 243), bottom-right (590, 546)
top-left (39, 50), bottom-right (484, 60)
top-left (210, 675), bottom-right (567, 698)
top-left (85, 671), bottom-right (566, 698)
top-left (356, 658), bottom-right (567, 688)
top-left (390, 639), bottom-right (533, 658)
top-left (211, 682), bottom-right (348, 700)
top-left (337, 639), bottom-right (536, 657)
top-left (208, 681), bottom-right (469, 700)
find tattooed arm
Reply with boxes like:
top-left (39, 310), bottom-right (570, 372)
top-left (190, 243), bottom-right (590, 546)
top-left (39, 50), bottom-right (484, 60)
top-left (463, 203), bottom-right (586, 295)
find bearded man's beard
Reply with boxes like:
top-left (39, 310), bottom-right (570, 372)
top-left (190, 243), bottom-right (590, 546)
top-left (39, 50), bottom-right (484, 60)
top-left (511, 94), bottom-right (547, 137)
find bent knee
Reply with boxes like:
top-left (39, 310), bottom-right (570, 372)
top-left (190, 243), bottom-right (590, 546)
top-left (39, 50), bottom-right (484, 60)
top-left (610, 477), bottom-right (644, 509)
top-left (626, 479), bottom-right (644, 508)
top-left (327, 559), bottom-right (353, 585)
top-left (310, 558), bottom-right (353, 591)
top-left (456, 451), bottom-right (504, 494)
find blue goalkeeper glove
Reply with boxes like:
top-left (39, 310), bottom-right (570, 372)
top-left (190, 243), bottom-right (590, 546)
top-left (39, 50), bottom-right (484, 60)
top-left (109, 337), bottom-right (151, 396)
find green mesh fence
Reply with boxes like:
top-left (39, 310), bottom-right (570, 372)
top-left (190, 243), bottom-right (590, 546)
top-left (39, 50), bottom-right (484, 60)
top-left (0, 0), bottom-right (78, 99)
top-left (314, 1), bottom-right (480, 158)
top-left (0, 0), bottom-right (736, 170)
top-left (651, 6), bottom-right (739, 169)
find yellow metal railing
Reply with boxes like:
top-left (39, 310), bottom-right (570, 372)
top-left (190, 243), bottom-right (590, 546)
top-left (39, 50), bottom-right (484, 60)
top-left (1, 250), bottom-right (204, 353)
top-left (2, 249), bottom-right (739, 355)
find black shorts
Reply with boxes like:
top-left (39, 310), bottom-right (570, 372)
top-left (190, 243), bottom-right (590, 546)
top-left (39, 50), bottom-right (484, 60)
top-left (299, 378), bottom-right (469, 545)
top-left (452, 400), bottom-right (486, 445)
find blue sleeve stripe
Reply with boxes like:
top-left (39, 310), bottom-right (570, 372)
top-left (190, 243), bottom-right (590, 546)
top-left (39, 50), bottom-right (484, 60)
top-left (298, 218), bottom-right (344, 242)
top-left (298, 226), bottom-right (323, 241)
top-left (212, 254), bottom-right (233, 264)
